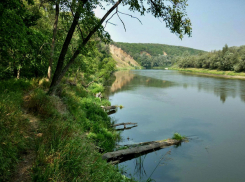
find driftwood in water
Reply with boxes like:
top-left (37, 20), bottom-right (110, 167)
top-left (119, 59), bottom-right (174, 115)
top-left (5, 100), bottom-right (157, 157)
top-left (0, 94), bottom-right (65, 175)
top-left (116, 140), bottom-right (160, 148)
top-left (102, 139), bottom-right (181, 163)
top-left (107, 110), bottom-right (116, 115)
top-left (101, 105), bottom-right (117, 110)
top-left (116, 125), bottom-right (137, 131)
top-left (113, 122), bottom-right (137, 128)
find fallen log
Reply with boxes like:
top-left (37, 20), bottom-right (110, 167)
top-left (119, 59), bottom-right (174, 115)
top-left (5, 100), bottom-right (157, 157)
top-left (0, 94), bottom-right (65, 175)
top-left (107, 110), bottom-right (117, 115)
top-left (116, 140), bottom-right (159, 148)
top-left (101, 105), bottom-right (117, 110)
top-left (102, 139), bottom-right (182, 163)
top-left (113, 122), bottom-right (137, 128)
top-left (116, 125), bottom-right (137, 131)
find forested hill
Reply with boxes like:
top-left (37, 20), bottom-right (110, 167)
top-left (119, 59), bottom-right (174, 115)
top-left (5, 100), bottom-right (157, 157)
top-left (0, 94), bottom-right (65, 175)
top-left (111, 42), bottom-right (205, 68)
top-left (112, 42), bottom-right (205, 58)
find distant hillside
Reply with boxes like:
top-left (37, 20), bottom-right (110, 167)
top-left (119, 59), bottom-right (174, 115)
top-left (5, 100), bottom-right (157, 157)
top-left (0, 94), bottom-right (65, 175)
top-left (112, 42), bottom-right (205, 58)
top-left (109, 45), bottom-right (141, 69)
top-left (111, 42), bottom-right (206, 68)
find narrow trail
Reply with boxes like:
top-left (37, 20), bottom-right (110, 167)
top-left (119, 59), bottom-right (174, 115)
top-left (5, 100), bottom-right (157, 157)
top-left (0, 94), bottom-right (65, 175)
top-left (11, 99), bottom-right (41, 182)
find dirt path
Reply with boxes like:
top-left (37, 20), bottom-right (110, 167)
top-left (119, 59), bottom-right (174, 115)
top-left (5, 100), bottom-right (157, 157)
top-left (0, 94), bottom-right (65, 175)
top-left (11, 113), bottom-right (40, 182)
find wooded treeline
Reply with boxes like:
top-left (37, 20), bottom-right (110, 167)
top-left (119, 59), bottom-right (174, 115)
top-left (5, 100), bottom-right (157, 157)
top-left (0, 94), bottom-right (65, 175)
top-left (175, 44), bottom-right (245, 72)
top-left (0, 0), bottom-right (115, 83)
top-left (1, 0), bottom-right (193, 94)
top-left (112, 42), bottom-right (205, 68)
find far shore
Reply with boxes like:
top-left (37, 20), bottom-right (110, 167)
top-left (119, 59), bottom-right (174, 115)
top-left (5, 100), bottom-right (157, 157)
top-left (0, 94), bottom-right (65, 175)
top-left (169, 67), bottom-right (245, 80)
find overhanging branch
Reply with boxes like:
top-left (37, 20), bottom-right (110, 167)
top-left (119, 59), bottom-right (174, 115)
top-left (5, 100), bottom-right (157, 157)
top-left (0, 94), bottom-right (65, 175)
top-left (105, 10), bottom-right (118, 28)
top-left (56, 0), bottom-right (123, 83)
top-left (117, 11), bottom-right (143, 25)
top-left (116, 8), bottom-right (126, 31)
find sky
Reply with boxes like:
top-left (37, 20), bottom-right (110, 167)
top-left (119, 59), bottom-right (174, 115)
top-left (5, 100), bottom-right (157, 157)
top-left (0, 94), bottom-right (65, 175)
top-left (94, 0), bottom-right (245, 52)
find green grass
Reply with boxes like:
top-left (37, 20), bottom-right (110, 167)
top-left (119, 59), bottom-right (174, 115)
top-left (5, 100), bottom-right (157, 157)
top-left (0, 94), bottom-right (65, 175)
top-left (0, 79), bottom-right (33, 181)
top-left (0, 78), bottom-right (134, 181)
top-left (169, 67), bottom-right (245, 78)
top-left (172, 133), bottom-right (186, 141)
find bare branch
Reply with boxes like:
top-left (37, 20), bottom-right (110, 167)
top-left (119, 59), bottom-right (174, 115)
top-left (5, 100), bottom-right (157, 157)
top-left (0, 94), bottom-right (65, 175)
top-left (158, 18), bottom-right (162, 23)
top-left (116, 8), bottom-right (126, 31)
top-left (108, 22), bottom-right (117, 26)
top-left (118, 11), bottom-right (143, 25)
top-left (105, 9), bottom-right (117, 28)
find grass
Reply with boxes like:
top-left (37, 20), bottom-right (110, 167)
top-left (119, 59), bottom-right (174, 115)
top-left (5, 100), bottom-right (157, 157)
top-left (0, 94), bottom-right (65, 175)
top-left (116, 66), bottom-right (142, 71)
top-left (0, 78), bottom-right (135, 181)
top-left (119, 105), bottom-right (124, 109)
top-left (169, 67), bottom-right (245, 78)
top-left (172, 133), bottom-right (186, 141)
top-left (0, 79), bottom-right (33, 181)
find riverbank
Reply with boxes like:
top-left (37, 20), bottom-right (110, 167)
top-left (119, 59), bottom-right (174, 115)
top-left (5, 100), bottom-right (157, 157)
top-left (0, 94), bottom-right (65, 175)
top-left (169, 67), bottom-right (245, 79)
top-left (0, 78), bottom-right (134, 181)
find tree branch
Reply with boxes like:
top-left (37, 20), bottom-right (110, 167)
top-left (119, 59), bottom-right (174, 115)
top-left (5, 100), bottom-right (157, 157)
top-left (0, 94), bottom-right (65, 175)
top-left (49, 0), bottom-right (88, 95)
top-left (107, 22), bottom-right (117, 26)
top-left (51, 0), bottom-right (123, 89)
top-left (118, 11), bottom-right (143, 25)
top-left (105, 9), bottom-right (117, 28)
top-left (116, 8), bottom-right (126, 32)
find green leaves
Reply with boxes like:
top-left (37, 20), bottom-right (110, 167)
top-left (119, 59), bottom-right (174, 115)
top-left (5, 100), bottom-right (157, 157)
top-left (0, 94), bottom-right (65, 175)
top-left (176, 44), bottom-right (245, 72)
top-left (122, 0), bottom-right (192, 38)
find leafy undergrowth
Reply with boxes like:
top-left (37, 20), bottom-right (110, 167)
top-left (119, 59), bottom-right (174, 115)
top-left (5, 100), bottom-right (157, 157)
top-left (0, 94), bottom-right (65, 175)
top-left (0, 78), bottom-right (134, 181)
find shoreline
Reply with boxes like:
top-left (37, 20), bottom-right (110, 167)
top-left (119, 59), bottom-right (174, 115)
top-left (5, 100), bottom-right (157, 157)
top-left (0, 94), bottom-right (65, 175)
top-left (169, 67), bottom-right (245, 80)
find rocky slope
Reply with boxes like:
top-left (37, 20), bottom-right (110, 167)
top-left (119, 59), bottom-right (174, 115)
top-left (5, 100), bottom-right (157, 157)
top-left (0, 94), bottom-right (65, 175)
top-left (109, 45), bottom-right (141, 69)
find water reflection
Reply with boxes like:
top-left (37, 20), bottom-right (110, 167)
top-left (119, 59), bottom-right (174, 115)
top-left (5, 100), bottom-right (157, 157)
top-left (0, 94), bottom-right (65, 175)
top-left (106, 70), bottom-right (177, 96)
top-left (107, 70), bottom-right (245, 181)
top-left (127, 148), bottom-right (175, 182)
top-left (107, 70), bottom-right (245, 103)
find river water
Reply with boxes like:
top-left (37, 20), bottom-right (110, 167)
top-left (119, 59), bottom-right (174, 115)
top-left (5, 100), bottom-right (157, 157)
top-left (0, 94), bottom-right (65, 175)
top-left (105, 70), bottom-right (245, 182)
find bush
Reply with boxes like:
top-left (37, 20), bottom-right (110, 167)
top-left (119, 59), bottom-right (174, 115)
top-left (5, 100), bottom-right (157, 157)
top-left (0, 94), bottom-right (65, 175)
top-left (88, 83), bottom-right (104, 94)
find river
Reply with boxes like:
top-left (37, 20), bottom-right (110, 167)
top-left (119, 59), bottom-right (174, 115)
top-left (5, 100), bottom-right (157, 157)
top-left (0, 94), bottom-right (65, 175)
top-left (105, 70), bottom-right (245, 182)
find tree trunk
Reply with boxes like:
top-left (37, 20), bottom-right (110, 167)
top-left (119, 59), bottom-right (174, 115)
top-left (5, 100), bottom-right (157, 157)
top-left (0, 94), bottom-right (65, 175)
top-left (48, 0), bottom-right (122, 95)
top-left (48, 0), bottom-right (86, 95)
top-left (17, 67), bottom-right (20, 79)
top-left (47, 1), bottom-right (59, 80)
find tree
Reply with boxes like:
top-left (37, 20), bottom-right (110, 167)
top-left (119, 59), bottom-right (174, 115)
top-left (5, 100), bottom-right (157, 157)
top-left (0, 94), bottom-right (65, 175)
top-left (48, 0), bottom-right (192, 95)
top-left (48, 0), bottom-right (60, 80)
top-left (0, 0), bottom-right (46, 79)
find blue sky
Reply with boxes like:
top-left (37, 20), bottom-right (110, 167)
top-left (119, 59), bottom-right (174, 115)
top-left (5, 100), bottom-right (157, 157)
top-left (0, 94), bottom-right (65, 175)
top-left (94, 0), bottom-right (245, 51)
